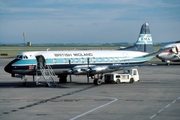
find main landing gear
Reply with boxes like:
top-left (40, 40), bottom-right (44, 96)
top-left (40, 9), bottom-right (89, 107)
top-left (21, 73), bottom-right (104, 87)
top-left (58, 74), bottom-right (67, 83)
top-left (91, 74), bottom-right (103, 85)
top-left (58, 74), bottom-right (103, 85)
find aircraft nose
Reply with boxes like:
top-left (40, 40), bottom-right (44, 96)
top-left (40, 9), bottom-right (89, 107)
top-left (4, 59), bottom-right (18, 74)
top-left (4, 62), bottom-right (12, 74)
top-left (156, 54), bottom-right (160, 58)
top-left (156, 53), bottom-right (162, 59)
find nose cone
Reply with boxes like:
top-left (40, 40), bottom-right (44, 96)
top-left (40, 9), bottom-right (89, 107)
top-left (156, 53), bottom-right (164, 60)
top-left (156, 54), bottom-right (160, 59)
top-left (4, 59), bottom-right (18, 74)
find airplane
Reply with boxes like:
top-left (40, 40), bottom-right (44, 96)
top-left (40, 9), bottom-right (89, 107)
top-left (156, 41), bottom-right (180, 65)
top-left (4, 23), bottom-right (163, 86)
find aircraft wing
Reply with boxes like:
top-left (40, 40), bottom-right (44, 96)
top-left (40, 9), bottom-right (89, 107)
top-left (107, 47), bottom-right (174, 72)
top-left (70, 47), bottom-right (173, 75)
top-left (108, 63), bottom-right (154, 69)
top-left (70, 63), bottom-right (155, 75)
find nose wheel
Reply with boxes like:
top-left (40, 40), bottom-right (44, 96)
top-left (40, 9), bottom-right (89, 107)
top-left (165, 60), bottom-right (170, 66)
top-left (23, 82), bottom-right (28, 87)
top-left (22, 76), bottom-right (28, 87)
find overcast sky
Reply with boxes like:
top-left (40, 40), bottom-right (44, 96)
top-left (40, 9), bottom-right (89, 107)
top-left (0, 0), bottom-right (180, 44)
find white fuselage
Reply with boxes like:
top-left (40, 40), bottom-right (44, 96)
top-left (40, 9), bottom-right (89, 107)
top-left (6, 50), bottom-right (153, 75)
top-left (35, 50), bottom-right (149, 64)
top-left (157, 43), bottom-right (180, 62)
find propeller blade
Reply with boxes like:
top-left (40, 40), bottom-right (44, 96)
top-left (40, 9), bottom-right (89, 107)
top-left (69, 60), bottom-right (72, 82)
top-left (87, 58), bottom-right (90, 83)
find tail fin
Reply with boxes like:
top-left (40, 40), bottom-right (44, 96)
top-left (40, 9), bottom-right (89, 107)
top-left (119, 23), bottom-right (154, 53)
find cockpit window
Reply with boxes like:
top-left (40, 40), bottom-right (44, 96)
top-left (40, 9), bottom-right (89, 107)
top-left (16, 55), bottom-right (22, 59)
top-left (16, 55), bottom-right (19, 59)
top-left (16, 55), bottom-right (28, 59)
top-left (19, 55), bottom-right (23, 59)
top-left (23, 55), bottom-right (28, 59)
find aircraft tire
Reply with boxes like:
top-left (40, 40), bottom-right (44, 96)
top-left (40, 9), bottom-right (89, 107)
top-left (94, 79), bottom-right (102, 85)
top-left (59, 78), bottom-right (67, 83)
top-left (59, 75), bottom-right (68, 83)
top-left (46, 83), bottom-right (50, 87)
top-left (23, 82), bottom-right (28, 87)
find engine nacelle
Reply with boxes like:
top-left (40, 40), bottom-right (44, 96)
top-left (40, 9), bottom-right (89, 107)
top-left (69, 65), bottom-right (94, 75)
top-left (70, 67), bottom-right (90, 75)
top-left (90, 66), bottom-right (109, 74)
top-left (71, 68), bottom-right (85, 75)
top-left (69, 65), bottom-right (109, 75)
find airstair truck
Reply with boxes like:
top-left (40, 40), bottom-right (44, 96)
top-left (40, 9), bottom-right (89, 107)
top-left (104, 68), bottom-right (139, 84)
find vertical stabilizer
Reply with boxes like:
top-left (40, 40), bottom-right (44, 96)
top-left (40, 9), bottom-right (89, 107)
top-left (119, 23), bottom-right (154, 53)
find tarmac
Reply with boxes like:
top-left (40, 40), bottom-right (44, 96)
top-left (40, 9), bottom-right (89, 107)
top-left (0, 58), bottom-right (180, 120)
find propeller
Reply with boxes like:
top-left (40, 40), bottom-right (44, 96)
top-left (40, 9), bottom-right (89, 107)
top-left (69, 60), bottom-right (72, 82)
top-left (87, 58), bottom-right (90, 83)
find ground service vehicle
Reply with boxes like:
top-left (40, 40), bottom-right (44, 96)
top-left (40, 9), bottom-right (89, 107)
top-left (104, 68), bottom-right (139, 84)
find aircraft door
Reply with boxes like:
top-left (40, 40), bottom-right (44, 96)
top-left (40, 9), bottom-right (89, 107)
top-left (171, 45), bottom-right (178, 54)
top-left (35, 55), bottom-right (46, 69)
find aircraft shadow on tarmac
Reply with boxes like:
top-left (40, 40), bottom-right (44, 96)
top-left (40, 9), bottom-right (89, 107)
top-left (0, 82), bottom-right (70, 88)
top-left (0, 80), bottom-right (100, 88)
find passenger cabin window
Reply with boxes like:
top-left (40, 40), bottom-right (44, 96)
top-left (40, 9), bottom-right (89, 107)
top-left (64, 58), bottom-right (67, 63)
top-left (115, 57), bottom-right (117, 62)
top-left (70, 58), bottom-right (73, 63)
top-left (110, 57), bottom-right (113, 62)
top-left (53, 58), bottom-right (56, 63)
top-left (81, 57), bottom-right (84, 63)
top-left (99, 57), bottom-right (101, 62)
top-left (119, 57), bottom-right (122, 62)
top-left (105, 57), bottom-right (107, 62)
top-left (75, 58), bottom-right (78, 63)
top-left (92, 57), bottom-right (96, 63)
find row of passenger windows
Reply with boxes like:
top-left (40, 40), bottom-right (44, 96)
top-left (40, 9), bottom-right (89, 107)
top-left (53, 57), bottom-right (129, 63)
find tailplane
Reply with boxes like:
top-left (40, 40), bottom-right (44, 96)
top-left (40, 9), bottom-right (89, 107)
top-left (119, 23), bottom-right (154, 53)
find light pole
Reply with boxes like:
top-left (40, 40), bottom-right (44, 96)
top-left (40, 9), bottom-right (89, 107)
top-left (23, 32), bottom-right (26, 46)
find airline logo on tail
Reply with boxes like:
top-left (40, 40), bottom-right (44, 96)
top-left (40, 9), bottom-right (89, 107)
top-left (136, 23), bottom-right (153, 45)
top-left (120, 23), bottom-right (154, 53)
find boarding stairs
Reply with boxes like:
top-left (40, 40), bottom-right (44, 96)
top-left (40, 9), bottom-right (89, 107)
top-left (36, 63), bottom-right (57, 87)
